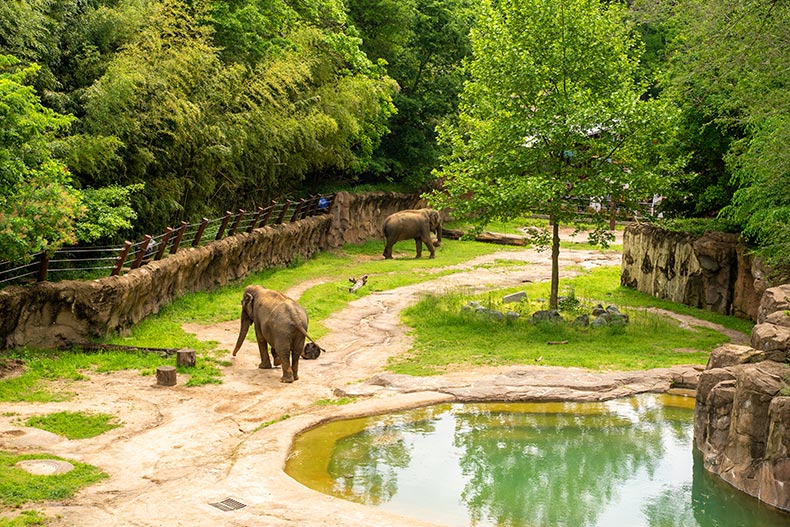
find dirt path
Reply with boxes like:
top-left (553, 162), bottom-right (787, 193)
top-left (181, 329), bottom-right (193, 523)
top-left (0, 230), bottom-right (740, 526)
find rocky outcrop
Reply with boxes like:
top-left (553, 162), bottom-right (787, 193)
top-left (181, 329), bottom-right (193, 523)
top-left (621, 224), bottom-right (763, 320)
top-left (694, 286), bottom-right (790, 512)
top-left (0, 192), bottom-right (422, 349)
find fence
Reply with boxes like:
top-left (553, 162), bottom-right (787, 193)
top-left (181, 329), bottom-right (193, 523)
top-left (0, 194), bottom-right (334, 288)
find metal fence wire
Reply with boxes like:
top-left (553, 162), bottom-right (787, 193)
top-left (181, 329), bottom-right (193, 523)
top-left (0, 194), bottom-right (335, 288)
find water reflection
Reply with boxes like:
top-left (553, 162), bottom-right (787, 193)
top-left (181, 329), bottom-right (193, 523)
top-left (285, 395), bottom-right (790, 527)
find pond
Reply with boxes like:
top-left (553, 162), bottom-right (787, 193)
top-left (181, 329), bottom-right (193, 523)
top-left (286, 394), bottom-right (790, 527)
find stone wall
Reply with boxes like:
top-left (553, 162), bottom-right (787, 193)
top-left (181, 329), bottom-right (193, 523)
top-left (621, 223), bottom-right (764, 320)
top-left (694, 285), bottom-right (790, 512)
top-left (0, 191), bottom-right (423, 350)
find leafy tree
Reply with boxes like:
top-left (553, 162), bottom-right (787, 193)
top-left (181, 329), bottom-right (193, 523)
top-left (429, 0), bottom-right (682, 309)
top-left (347, 0), bottom-right (473, 189)
top-left (0, 55), bottom-right (82, 262)
top-left (661, 0), bottom-right (790, 269)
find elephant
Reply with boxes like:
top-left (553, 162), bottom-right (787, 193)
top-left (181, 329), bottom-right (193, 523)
top-left (382, 208), bottom-right (442, 259)
top-left (231, 285), bottom-right (309, 383)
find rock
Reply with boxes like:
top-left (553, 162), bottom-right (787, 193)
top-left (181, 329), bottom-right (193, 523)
top-left (591, 316), bottom-right (609, 328)
top-left (573, 314), bottom-right (590, 327)
top-left (503, 292), bottom-right (526, 303)
top-left (694, 342), bottom-right (790, 512)
top-left (750, 323), bottom-right (790, 357)
top-left (621, 224), bottom-right (762, 320)
top-left (531, 310), bottom-right (562, 323)
top-left (757, 285), bottom-right (790, 324)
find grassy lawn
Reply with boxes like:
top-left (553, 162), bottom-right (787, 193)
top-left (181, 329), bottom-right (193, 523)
top-left (0, 451), bottom-right (107, 507)
top-left (391, 266), bottom-right (752, 375)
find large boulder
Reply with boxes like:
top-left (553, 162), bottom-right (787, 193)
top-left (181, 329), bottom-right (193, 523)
top-left (695, 345), bottom-right (790, 512)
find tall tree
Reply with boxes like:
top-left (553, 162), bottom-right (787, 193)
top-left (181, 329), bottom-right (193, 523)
top-left (430, 0), bottom-right (682, 309)
top-left (661, 0), bottom-right (790, 269)
top-left (347, 0), bottom-right (473, 189)
top-left (0, 55), bottom-right (82, 261)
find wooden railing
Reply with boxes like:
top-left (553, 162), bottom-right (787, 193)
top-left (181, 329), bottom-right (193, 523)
top-left (0, 194), bottom-right (334, 288)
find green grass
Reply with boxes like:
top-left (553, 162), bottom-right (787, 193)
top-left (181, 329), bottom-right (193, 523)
top-left (0, 348), bottom-right (174, 402)
top-left (315, 397), bottom-right (357, 406)
top-left (391, 266), bottom-right (752, 375)
top-left (0, 510), bottom-right (49, 526)
top-left (24, 412), bottom-right (119, 440)
top-left (0, 451), bottom-right (107, 507)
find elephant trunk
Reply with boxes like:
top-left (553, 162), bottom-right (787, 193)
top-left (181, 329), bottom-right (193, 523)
top-left (232, 313), bottom-right (251, 356)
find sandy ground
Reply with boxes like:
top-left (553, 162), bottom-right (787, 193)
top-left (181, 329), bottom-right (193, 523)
top-left (0, 229), bottom-right (740, 526)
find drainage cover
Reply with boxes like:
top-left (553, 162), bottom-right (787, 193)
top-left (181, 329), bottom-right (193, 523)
top-left (209, 497), bottom-right (247, 511)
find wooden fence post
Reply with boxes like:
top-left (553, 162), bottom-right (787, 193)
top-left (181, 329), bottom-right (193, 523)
top-left (306, 195), bottom-right (319, 217)
top-left (155, 228), bottom-right (173, 260)
top-left (131, 235), bottom-right (152, 269)
top-left (170, 221), bottom-right (188, 254)
top-left (299, 196), bottom-right (315, 220)
top-left (290, 199), bottom-right (305, 222)
top-left (227, 210), bottom-right (245, 236)
top-left (215, 211), bottom-right (232, 240)
top-left (247, 207), bottom-right (264, 233)
top-left (37, 253), bottom-right (50, 282)
top-left (259, 201), bottom-right (276, 227)
top-left (111, 241), bottom-right (132, 276)
top-left (193, 218), bottom-right (209, 247)
top-left (276, 201), bottom-right (291, 224)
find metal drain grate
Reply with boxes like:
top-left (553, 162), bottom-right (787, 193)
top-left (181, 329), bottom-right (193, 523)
top-left (209, 497), bottom-right (247, 511)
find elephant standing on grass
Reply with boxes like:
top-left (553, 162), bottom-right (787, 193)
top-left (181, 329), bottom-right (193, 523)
top-left (382, 208), bottom-right (442, 259)
top-left (232, 285), bottom-right (308, 383)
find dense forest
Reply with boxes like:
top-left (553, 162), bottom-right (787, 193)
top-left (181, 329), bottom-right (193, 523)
top-left (1, 0), bottom-right (788, 268)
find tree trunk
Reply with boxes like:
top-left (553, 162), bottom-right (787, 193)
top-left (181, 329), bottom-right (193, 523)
top-left (156, 366), bottom-right (177, 386)
top-left (550, 219), bottom-right (560, 309)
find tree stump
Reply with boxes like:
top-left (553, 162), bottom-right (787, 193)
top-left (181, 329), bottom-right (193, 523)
top-left (156, 366), bottom-right (177, 386)
top-left (176, 349), bottom-right (196, 367)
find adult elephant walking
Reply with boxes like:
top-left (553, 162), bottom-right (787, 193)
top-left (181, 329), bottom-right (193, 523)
top-left (232, 285), bottom-right (308, 383)
top-left (382, 208), bottom-right (442, 259)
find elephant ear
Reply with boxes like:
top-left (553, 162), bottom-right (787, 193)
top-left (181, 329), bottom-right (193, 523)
top-left (241, 291), bottom-right (255, 319)
top-left (429, 210), bottom-right (440, 230)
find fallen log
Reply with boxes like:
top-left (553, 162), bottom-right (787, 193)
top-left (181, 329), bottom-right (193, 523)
top-left (441, 228), bottom-right (528, 246)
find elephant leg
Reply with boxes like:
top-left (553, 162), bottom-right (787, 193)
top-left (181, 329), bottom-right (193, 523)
top-left (275, 347), bottom-right (294, 383)
top-left (255, 325), bottom-right (273, 369)
top-left (424, 236), bottom-right (436, 258)
top-left (290, 336), bottom-right (305, 382)
top-left (271, 346), bottom-right (282, 366)
top-left (414, 238), bottom-right (423, 258)
top-left (383, 240), bottom-right (394, 259)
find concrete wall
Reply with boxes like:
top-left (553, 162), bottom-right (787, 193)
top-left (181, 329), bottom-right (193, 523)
top-left (0, 192), bottom-right (423, 350)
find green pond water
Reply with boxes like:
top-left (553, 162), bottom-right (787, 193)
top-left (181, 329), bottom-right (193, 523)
top-left (286, 394), bottom-right (790, 527)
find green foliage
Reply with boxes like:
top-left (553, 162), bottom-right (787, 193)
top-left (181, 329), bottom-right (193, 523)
top-left (75, 183), bottom-right (143, 243)
top-left (0, 451), bottom-right (107, 507)
top-left (24, 411), bottom-right (120, 440)
top-left (347, 0), bottom-right (474, 188)
top-left (0, 55), bottom-right (83, 262)
top-left (656, 217), bottom-right (739, 237)
top-left (641, 0), bottom-right (790, 266)
top-left (430, 0), bottom-right (682, 307)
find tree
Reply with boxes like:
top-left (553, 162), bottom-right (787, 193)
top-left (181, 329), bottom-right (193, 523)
top-left (660, 0), bottom-right (790, 269)
top-left (429, 0), bottom-right (682, 309)
top-left (347, 0), bottom-right (473, 188)
top-left (0, 55), bottom-right (82, 262)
